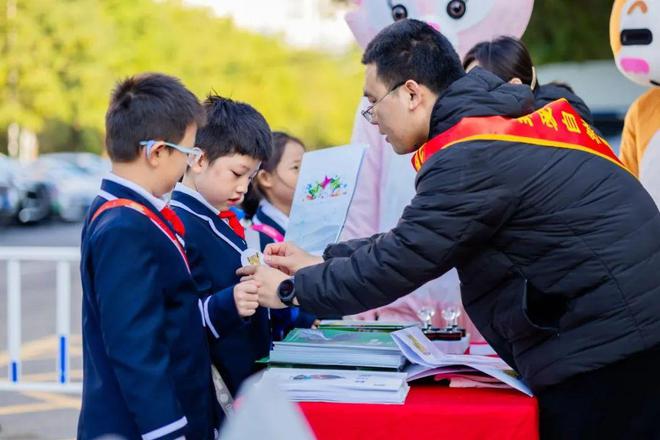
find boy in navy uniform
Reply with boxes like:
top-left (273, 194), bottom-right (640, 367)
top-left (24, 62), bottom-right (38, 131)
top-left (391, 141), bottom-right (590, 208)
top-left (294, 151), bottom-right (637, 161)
top-left (169, 95), bottom-right (273, 403)
top-left (78, 73), bottom-right (221, 439)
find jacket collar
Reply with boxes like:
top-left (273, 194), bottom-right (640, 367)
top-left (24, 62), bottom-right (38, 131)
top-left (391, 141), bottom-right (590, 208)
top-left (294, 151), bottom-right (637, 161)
top-left (170, 186), bottom-right (246, 249)
top-left (255, 199), bottom-right (288, 233)
top-left (429, 68), bottom-right (535, 139)
top-left (103, 173), bottom-right (166, 211)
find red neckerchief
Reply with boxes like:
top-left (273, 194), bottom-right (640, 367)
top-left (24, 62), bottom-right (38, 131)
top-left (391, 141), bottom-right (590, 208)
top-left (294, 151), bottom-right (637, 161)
top-left (219, 210), bottom-right (245, 240)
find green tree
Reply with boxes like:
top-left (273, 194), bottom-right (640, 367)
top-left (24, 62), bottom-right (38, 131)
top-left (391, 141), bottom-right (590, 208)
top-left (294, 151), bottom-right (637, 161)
top-left (0, 0), bottom-right (365, 154)
top-left (523, 0), bottom-right (614, 65)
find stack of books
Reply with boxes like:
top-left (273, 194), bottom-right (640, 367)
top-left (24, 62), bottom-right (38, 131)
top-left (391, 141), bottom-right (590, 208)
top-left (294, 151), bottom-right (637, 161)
top-left (260, 367), bottom-right (410, 404)
top-left (391, 326), bottom-right (533, 396)
top-left (269, 328), bottom-right (407, 370)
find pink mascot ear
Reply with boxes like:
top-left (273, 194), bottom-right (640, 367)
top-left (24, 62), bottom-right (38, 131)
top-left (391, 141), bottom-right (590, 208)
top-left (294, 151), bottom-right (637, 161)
top-left (345, 7), bottom-right (373, 50)
top-left (456, 0), bottom-right (534, 60)
top-left (345, 0), bottom-right (394, 50)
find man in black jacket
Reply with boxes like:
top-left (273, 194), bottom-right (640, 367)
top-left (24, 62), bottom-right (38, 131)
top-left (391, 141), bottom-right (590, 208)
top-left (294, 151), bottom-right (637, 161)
top-left (239, 19), bottom-right (660, 439)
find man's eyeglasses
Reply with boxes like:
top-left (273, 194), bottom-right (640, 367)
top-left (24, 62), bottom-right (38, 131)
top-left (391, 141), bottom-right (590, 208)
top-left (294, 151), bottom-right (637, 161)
top-left (140, 140), bottom-right (202, 166)
top-left (361, 81), bottom-right (406, 123)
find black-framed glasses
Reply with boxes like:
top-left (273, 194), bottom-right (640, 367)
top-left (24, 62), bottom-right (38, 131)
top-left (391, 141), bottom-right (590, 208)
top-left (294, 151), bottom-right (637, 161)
top-left (361, 81), bottom-right (406, 123)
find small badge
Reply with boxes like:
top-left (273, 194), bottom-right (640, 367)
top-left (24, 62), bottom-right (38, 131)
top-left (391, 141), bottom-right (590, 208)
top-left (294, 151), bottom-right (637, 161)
top-left (240, 248), bottom-right (264, 267)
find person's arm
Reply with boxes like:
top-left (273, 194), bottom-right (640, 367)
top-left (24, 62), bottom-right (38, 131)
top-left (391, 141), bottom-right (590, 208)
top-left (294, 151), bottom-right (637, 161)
top-left (295, 150), bottom-right (518, 317)
top-left (322, 233), bottom-right (385, 259)
top-left (203, 282), bottom-right (258, 339)
top-left (185, 238), bottom-right (255, 338)
top-left (92, 223), bottom-right (189, 440)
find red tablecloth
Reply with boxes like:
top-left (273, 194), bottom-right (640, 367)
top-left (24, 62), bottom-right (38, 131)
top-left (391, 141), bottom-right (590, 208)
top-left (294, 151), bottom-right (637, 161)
top-left (298, 385), bottom-right (539, 440)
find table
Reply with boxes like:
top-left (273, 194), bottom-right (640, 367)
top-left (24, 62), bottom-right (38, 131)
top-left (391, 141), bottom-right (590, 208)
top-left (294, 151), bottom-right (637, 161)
top-left (298, 385), bottom-right (539, 440)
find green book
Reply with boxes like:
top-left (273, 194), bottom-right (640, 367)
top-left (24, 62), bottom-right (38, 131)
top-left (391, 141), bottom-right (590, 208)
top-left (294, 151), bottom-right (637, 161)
top-left (278, 328), bottom-right (398, 351)
top-left (318, 320), bottom-right (419, 333)
top-left (270, 328), bottom-right (407, 369)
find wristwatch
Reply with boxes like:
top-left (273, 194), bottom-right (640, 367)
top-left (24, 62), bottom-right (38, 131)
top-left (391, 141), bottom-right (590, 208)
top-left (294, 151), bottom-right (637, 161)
top-left (277, 278), bottom-right (297, 306)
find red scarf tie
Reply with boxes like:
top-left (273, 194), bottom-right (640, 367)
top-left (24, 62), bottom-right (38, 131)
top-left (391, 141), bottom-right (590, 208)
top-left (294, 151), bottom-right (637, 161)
top-left (160, 206), bottom-right (186, 237)
top-left (219, 210), bottom-right (245, 240)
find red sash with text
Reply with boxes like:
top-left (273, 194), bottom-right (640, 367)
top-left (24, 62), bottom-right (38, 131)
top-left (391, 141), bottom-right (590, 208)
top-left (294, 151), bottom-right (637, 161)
top-left (91, 199), bottom-right (190, 272)
top-left (412, 99), bottom-right (627, 173)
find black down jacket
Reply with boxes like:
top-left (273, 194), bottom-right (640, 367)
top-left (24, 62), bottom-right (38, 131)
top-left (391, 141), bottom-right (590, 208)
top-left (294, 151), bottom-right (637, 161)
top-left (294, 68), bottom-right (660, 391)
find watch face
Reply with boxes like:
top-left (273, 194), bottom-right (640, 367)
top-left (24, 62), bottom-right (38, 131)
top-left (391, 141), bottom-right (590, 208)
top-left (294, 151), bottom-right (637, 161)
top-left (279, 279), bottom-right (295, 302)
top-left (280, 280), bottom-right (294, 295)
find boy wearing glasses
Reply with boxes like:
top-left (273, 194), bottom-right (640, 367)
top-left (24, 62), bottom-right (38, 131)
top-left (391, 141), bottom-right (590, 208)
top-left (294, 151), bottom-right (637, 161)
top-left (168, 95), bottom-right (273, 416)
top-left (78, 73), bottom-right (219, 439)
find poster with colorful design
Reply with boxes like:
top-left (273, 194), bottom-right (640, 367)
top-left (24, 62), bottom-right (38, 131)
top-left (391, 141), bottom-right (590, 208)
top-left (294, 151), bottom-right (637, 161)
top-left (285, 144), bottom-right (366, 254)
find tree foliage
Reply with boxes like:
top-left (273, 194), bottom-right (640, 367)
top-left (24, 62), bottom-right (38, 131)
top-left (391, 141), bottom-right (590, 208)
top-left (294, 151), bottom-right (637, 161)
top-left (0, 0), bottom-right (364, 154)
top-left (522, 0), bottom-right (614, 65)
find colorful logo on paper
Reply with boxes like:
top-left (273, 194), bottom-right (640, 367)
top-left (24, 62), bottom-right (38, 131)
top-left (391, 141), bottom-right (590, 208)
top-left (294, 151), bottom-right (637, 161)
top-left (304, 175), bottom-right (348, 201)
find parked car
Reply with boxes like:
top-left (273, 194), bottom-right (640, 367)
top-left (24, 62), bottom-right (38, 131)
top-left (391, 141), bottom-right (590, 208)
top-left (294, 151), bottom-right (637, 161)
top-left (0, 154), bottom-right (52, 224)
top-left (27, 155), bottom-right (102, 222)
top-left (40, 152), bottom-right (110, 176)
top-left (0, 155), bottom-right (21, 225)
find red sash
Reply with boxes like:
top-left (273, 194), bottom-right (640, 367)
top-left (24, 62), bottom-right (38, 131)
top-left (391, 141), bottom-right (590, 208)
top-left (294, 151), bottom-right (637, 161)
top-left (91, 199), bottom-right (190, 272)
top-left (412, 99), bottom-right (627, 173)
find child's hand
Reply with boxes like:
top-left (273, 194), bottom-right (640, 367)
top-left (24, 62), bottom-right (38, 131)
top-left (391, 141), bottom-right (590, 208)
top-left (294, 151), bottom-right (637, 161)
top-left (233, 281), bottom-right (260, 317)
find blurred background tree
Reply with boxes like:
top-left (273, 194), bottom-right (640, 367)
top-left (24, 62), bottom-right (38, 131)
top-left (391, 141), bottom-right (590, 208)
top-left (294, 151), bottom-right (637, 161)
top-left (522, 0), bottom-right (613, 64)
top-left (0, 0), bottom-right (614, 155)
top-left (0, 0), bottom-right (363, 154)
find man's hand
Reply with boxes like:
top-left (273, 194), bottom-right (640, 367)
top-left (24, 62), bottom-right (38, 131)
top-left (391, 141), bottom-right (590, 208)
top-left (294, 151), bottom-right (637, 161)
top-left (263, 242), bottom-right (323, 275)
top-left (236, 265), bottom-right (290, 309)
top-left (233, 280), bottom-right (260, 317)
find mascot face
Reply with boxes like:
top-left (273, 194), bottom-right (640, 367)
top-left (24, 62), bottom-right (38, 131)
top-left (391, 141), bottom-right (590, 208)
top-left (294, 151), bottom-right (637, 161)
top-left (610, 0), bottom-right (660, 87)
top-left (345, 0), bottom-right (534, 59)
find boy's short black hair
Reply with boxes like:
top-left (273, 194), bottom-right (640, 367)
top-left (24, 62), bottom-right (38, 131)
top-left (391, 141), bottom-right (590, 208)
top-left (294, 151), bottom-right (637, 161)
top-left (105, 73), bottom-right (206, 162)
top-left (195, 95), bottom-right (272, 164)
top-left (362, 19), bottom-right (465, 95)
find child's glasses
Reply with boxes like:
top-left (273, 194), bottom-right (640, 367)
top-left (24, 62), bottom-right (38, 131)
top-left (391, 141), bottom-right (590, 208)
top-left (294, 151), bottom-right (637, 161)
top-left (140, 140), bottom-right (202, 166)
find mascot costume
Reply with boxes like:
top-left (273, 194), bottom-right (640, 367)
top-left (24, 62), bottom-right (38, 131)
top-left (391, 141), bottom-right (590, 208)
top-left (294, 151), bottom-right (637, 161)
top-left (611, 0), bottom-right (660, 207)
top-left (342, 1), bottom-right (534, 329)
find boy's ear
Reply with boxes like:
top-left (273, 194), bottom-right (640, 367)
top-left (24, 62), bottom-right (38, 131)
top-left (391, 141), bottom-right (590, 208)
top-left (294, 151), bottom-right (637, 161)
top-left (257, 169), bottom-right (274, 190)
top-left (146, 142), bottom-right (166, 167)
top-left (188, 151), bottom-right (207, 173)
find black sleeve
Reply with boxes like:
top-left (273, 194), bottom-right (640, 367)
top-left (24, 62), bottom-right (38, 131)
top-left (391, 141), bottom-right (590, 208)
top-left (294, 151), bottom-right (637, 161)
top-left (322, 233), bottom-right (385, 259)
top-left (296, 148), bottom-right (518, 317)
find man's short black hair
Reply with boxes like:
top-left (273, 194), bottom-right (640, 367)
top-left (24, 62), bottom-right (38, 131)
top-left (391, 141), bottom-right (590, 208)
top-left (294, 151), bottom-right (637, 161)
top-left (195, 95), bottom-right (272, 164)
top-left (362, 19), bottom-right (465, 94)
top-left (105, 72), bottom-right (206, 162)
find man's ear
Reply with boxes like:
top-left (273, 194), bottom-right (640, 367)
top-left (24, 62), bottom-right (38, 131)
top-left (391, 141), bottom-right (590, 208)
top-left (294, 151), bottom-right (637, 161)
top-left (404, 80), bottom-right (423, 110)
top-left (256, 169), bottom-right (274, 190)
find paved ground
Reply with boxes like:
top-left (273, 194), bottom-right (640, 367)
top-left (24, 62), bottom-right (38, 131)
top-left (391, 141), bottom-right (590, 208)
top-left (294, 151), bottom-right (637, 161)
top-left (0, 221), bottom-right (82, 440)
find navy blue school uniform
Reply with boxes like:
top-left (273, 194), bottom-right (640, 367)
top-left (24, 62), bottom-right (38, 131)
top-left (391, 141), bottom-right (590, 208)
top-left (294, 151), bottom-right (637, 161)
top-left (250, 201), bottom-right (319, 339)
top-left (78, 175), bottom-right (217, 440)
top-left (169, 184), bottom-right (270, 398)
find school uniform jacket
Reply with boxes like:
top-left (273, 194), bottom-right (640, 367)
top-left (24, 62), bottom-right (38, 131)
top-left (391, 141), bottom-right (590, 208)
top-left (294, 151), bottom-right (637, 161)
top-left (170, 185), bottom-right (270, 396)
top-left (78, 177), bottom-right (216, 440)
